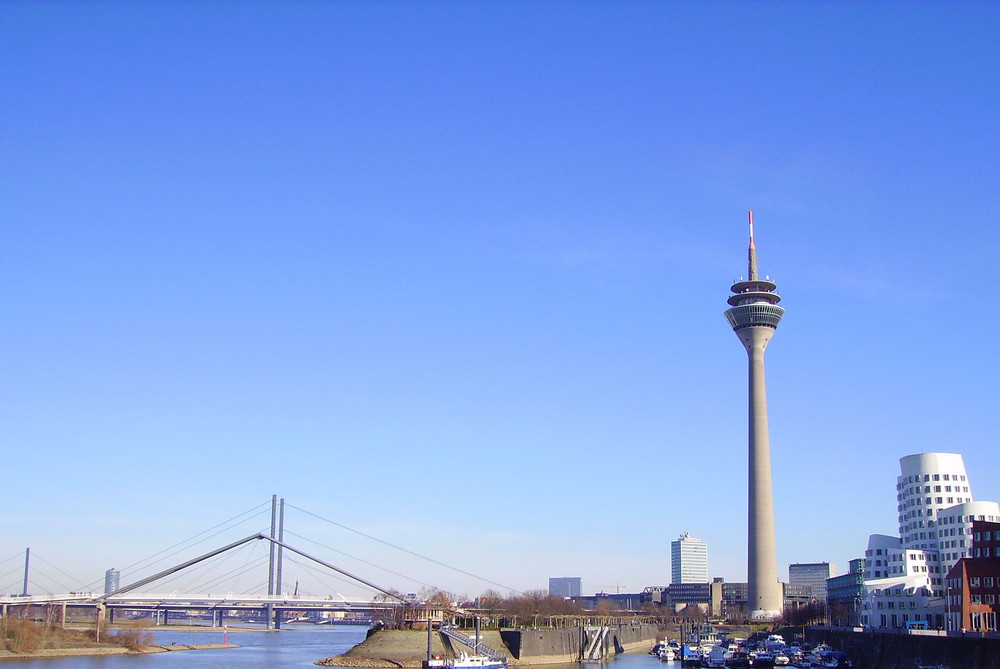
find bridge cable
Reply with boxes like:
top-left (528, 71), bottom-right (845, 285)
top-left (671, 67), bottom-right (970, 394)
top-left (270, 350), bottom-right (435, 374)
top-left (183, 551), bottom-right (270, 595)
top-left (0, 551), bottom-right (24, 566)
top-left (283, 529), bottom-right (443, 593)
top-left (0, 566), bottom-right (23, 581)
top-left (30, 552), bottom-right (89, 591)
top-left (278, 553), bottom-right (382, 596)
top-left (0, 579), bottom-right (23, 594)
top-left (78, 502), bottom-right (273, 593)
top-left (97, 533), bottom-right (269, 601)
top-left (148, 542), bottom-right (263, 594)
top-left (287, 503), bottom-right (522, 595)
top-left (20, 562), bottom-right (74, 594)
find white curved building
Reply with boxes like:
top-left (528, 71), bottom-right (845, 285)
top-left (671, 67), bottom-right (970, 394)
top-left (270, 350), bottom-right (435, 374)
top-left (897, 453), bottom-right (974, 550)
top-left (863, 453), bottom-right (1000, 629)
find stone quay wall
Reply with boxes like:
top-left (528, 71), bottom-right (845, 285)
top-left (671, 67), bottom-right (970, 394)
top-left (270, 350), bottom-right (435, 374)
top-left (805, 627), bottom-right (1000, 669)
top-left (501, 623), bottom-right (658, 664)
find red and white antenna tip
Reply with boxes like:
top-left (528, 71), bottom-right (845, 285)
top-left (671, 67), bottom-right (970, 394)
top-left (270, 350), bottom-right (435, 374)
top-left (748, 209), bottom-right (755, 247)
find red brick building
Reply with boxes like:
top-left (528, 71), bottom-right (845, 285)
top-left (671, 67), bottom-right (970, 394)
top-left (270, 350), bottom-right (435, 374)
top-left (945, 520), bottom-right (1000, 631)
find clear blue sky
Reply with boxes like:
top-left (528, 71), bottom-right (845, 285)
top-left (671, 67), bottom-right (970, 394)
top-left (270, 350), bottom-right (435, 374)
top-left (2, 1), bottom-right (999, 600)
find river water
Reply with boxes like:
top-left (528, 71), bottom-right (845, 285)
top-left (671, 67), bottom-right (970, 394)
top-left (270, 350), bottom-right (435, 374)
top-left (6, 625), bottom-right (667, 669)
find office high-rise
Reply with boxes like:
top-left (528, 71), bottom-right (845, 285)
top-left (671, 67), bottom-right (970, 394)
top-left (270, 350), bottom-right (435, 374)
top-left (548, 577), bottom-right (582, 598)
top-left (788, 562), bottom-right (835, 602)
top-left (671, 532), bottom-right (708, 584)
top-left (725, 211), bottom-right (784, 620)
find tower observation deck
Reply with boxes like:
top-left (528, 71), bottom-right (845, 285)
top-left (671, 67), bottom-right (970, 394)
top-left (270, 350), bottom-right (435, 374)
top-left (725, 210), bottom-right (784, 620)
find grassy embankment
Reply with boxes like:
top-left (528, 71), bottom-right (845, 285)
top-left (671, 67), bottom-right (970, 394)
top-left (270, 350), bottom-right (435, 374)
top-left (0, 619), bottom-right (234, 660)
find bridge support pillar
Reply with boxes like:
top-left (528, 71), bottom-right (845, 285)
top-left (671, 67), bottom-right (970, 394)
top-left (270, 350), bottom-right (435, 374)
top-left (95, 603), bottom-right (106, 640)
top-left (265, 603), bottom-right (273, 630)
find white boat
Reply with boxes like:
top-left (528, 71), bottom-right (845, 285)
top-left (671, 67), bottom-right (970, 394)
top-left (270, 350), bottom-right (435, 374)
top-left (657, 647), bottom-right (676, 662)
top-left (680, 644), bottom-right (701, 667)
top-left (426, 652), bottom-right (507, 669)
top-left (703, 645), bottom-right (726, 668)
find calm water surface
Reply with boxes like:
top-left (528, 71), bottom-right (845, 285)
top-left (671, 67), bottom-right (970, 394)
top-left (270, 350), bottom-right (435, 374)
top-left (5, 625), bottom-right (668, 669)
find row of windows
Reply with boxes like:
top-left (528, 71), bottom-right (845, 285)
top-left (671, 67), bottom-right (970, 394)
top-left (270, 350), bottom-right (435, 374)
top-left (899, 485), bottom-right (971, 500)
top-left (898, 473), bottom-right (967, 488)
top-left (969, 577), bottom-right (997, 588)
top-left (975, 531), bottom-right (1000, 542)
top-left (899, 488), bottom-right (971, 505)
top-left (901, 499), bottom-right (972, 518)
top-left (941, 514), bottom-right (998, 525)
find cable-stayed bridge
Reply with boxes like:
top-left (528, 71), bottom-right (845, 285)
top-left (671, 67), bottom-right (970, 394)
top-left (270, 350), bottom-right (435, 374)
top-left (1, 497), bottom-right (499, 629)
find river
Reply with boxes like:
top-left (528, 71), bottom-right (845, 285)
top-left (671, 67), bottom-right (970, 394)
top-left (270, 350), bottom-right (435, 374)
top-left (4, 625), bottom-right (670, 669)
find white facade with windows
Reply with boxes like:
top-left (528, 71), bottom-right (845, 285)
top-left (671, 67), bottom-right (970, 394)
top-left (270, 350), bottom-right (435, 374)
top-left (862, 534), bottom-right (945, 628)
top-left (862, 453), bottom-right (1000, 629)
top-left (671, 532), bottom-right (708, 584)
top-left (936, 501), bottom-right (1000, 575)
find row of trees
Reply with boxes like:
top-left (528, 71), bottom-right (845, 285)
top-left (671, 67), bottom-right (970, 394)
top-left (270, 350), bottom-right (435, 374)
top-left (374, 586), bottom-right (828, 629)
top-left (374, 587), bottom-right (702, 629)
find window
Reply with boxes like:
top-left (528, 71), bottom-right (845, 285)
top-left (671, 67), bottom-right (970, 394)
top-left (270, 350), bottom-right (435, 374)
top-left (935, 486), bottom-right (942, 492)
top-left (934, 474), bottom-right (940, 481)
top-left (946, 486), bottom-right (952, 492)
top-left (944, 474), bottom-right (950, 481)
top-left (985, 577), bottom-right (994, 587)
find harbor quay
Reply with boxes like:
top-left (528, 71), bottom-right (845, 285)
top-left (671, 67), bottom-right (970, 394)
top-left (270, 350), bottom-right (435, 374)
top-left (805, 626), bottom-right (1000, 669)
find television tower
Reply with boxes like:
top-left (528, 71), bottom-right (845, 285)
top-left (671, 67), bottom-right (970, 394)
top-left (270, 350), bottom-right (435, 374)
top-left (725, 210), bottom-right (784, 620)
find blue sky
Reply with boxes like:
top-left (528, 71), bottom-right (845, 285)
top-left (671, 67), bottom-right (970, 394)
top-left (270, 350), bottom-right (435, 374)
top-left (2, 1), bottom-right (999, 600)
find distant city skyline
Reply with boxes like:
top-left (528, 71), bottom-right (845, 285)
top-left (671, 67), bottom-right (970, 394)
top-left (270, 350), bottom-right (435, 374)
top-left (3, 2), bottom-right (1000, 599)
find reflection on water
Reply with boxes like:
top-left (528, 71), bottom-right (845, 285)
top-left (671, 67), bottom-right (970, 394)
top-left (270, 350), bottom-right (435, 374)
top-left (4, 626), bottom-right (669, 669)
top-left (6, 624), bottom-right (368, 669)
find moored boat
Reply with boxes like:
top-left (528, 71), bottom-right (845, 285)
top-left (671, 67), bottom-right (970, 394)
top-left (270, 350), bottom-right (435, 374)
top-left (426, 652), bottom-right (507, 669)
top-left (818, 651), bottom-right (853, 669)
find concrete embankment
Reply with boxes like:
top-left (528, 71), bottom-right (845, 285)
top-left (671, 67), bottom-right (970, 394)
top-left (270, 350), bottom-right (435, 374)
top-left (501, 624), bottom-right (658, 664)
top-left (0, 643), bottom-right (236, 661)
top-left (317, 625), bottom-right (658, 667)
top-left (806, 627), bottom-right (1000, 669)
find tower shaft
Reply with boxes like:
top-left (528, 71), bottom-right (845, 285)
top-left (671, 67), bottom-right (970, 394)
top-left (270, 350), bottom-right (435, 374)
top-left (746, 338), bottom-right (781, 618)
top-left (725, 211), bottom-right (784, 620)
